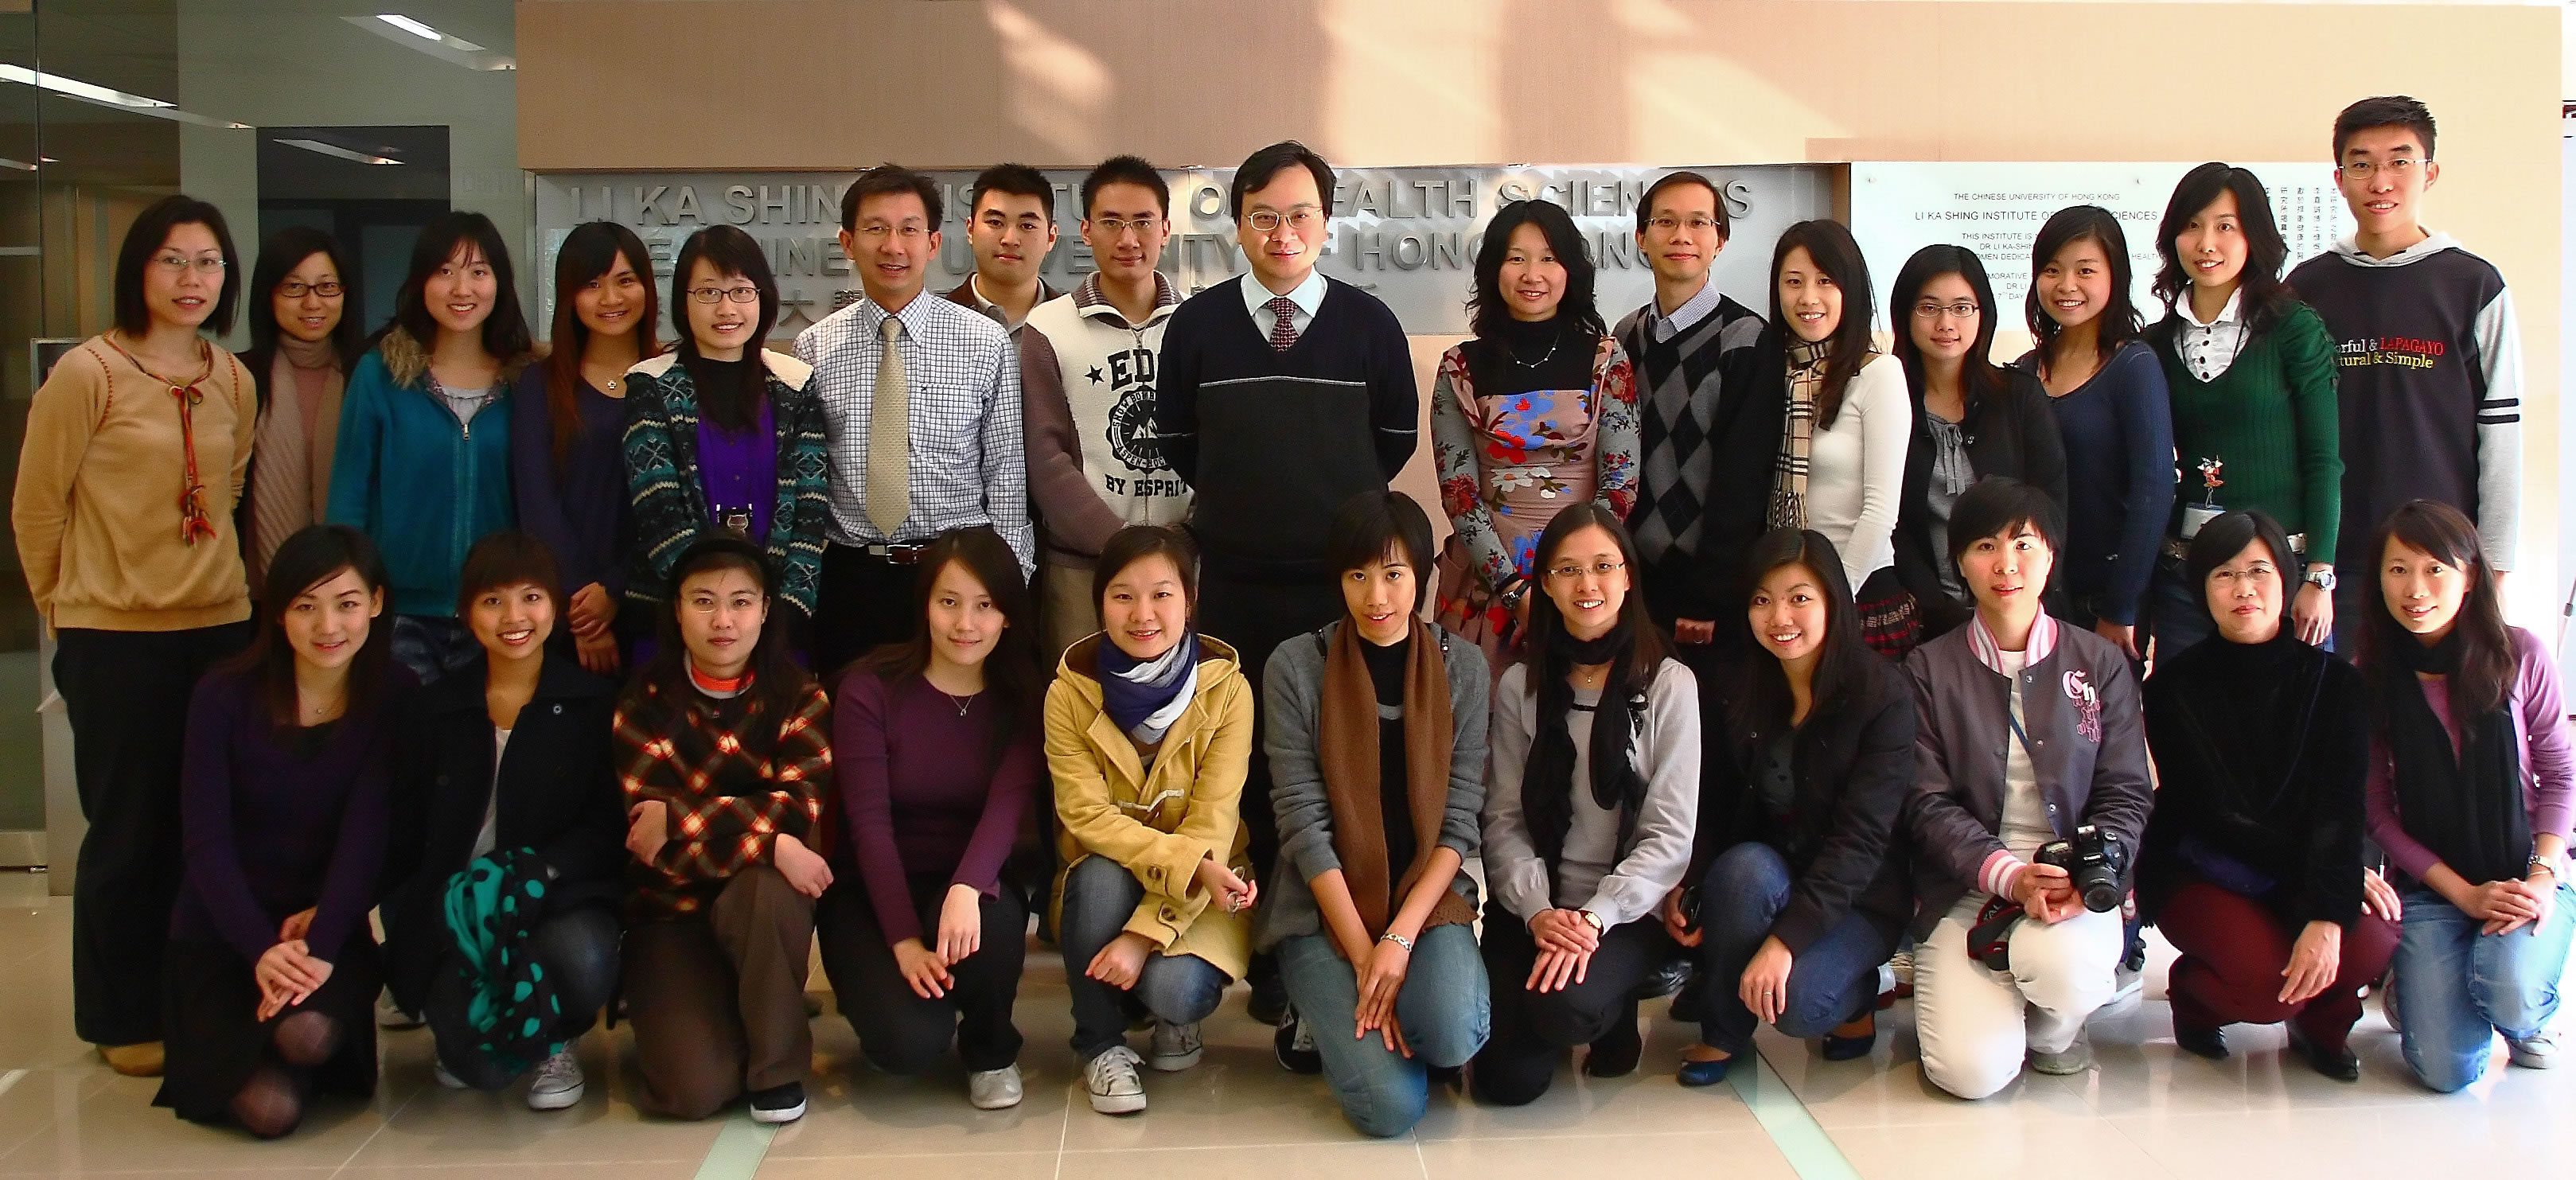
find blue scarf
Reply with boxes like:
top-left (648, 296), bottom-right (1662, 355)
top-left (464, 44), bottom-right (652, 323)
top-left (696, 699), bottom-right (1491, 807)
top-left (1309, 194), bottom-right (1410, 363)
top-left (1097, 631), bottom-right (1200, 744)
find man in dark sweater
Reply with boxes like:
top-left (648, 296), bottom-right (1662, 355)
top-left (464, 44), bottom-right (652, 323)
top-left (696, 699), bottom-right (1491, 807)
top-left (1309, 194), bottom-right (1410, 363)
top-left (1613, 171), bottom-right (1771, 655)
top-left (1155, 140), bottom-right (1418, 1025)
top-left (2288, 96), bottom-right (2522, 652)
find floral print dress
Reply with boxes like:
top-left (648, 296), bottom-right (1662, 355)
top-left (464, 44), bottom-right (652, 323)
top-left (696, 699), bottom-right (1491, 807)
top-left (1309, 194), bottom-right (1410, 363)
top-left (1431, 335), bottom-right (1639, 675)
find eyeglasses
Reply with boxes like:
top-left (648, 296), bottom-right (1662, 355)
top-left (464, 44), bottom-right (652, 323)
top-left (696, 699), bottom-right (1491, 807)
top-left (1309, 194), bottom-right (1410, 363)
top-left (2338, 158), bottom-right (2420, 181)
top-left (1646, 215), bottom-right (1723, 234)
top-left (1244, 206), bottom-right (1322, 235)
top-left (688, 286), bottom-right (762, 304)
top-left (154, 253), bottom-right (226, 276)
top-left (1091, 216), bottom-right (1163, 240)
top-left (1912, 300), bottom-right (1981, 321)
top-left (1545, 559), bottom-right (1627, 582)
top-left (277, 280), bottom-right (343, 299)
top-left (856, 223), bottom-right (930, 241)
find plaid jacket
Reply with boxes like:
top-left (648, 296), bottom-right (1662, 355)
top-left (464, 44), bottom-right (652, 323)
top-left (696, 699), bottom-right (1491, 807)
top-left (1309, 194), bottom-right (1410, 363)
top-left (614, 679), bottom-right (832, 919)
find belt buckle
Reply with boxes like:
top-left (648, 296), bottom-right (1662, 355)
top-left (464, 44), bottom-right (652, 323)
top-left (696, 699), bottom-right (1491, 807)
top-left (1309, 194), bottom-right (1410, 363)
top-left (717, 508), bottom-right (754, 536)
top-left (871, 543), bottom-right (925, 565)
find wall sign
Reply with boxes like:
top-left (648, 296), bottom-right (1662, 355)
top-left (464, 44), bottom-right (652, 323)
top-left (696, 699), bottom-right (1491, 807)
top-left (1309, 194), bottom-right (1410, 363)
top-left (532, 166), bottom-right (1833, 337)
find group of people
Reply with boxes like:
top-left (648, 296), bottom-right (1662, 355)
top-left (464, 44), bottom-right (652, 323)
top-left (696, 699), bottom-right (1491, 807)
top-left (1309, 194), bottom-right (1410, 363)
top-left (10, 93), bottom-right (2565, 1141)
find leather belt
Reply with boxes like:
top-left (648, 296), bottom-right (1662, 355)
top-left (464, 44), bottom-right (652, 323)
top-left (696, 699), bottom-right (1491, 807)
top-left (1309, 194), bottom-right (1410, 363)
top-left (861, 543), bottom-right (929, 566)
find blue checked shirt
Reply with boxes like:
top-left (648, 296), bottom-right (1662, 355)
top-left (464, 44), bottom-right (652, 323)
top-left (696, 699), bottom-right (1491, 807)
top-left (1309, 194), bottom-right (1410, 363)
top-left (794, 291), bottom-right (1033, 574)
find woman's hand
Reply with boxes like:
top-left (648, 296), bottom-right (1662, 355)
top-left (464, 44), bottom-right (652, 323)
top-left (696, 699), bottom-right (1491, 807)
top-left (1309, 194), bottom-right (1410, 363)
top-left (1085, 932), bottom-right (1152, 989)
top-left (770, 832), bottom-right (834, 898)
top-left (937, 882), bottom-right (984, 964)
top-left (2278, 920), bottom-right (2343, 1004)
top-left (2360, 867), bottom-right (2403, 923)
top-left (574, 631), bottom-right (621, 677)
top-left (2291, 576), bottom-right (2333, 647)
top-left (2453, 877), bottom-right (2543, 930)
top-left (2094, 619), bottom-right (2138, 661)
top-left (1526, 946), bottom-right (1592, 993)
top-left (2486, 871), bottom-right (2562, 936)
top-left (625, 800), bottom-right (669, 866)
top-left (1739, 937), bottom-right (1794, 1024)
top-left (1355, 936), bottom-right (1413, 1042)
top-left (1658, 886), bottom-right (1701, 947)
top-left (255, 940), bottom-right (332, 1021)
top-left (893, 937), bottom-right (954, 999)
top-left (1530, 908), bottom-right (1601, 955)
top-left (1194, 855), bottom-right (1257, 913)
top-left (276, 907), bottom-right (316, 944)
top-left (2013, 863), bottom-right (2082, 924)
top-left (1674, 618), bottom-right (1717, 646)
top-left (568, 582), bottom-right (615, 638)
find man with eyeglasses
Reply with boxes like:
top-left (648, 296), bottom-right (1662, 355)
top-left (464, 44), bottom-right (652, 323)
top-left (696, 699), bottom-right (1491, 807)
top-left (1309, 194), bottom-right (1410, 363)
top-left (1615, 171), bottom-right (1770, 660)
top-left (949, 163), bottom-right (1062, 335)
top-left (2286, 96), bottom-right (2522, 652)
top-left (795, 164), bottom-right (1032, 672)
top-left (1019, 155), bottom-right (1190, 656)
top-left (1155, 139), bottom-right (1419, 1030)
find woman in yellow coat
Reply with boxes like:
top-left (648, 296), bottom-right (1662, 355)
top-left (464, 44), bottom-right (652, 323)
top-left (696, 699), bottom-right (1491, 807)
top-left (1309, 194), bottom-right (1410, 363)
top-left (1047, 524), bottom-right (1258, 1118)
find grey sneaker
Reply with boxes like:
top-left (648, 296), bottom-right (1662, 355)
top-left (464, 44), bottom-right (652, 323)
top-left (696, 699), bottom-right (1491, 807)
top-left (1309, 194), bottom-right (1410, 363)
top-left (431, 1057), bottom-right (466, 1090)
top-left (1148, 1019), bottom-right (1204, 1072)
top-left (2508, 1030), bottom-right (2557, 1069)
top-left (1084, 1045), bottom-right (1148, 1115)
top-left (524, 1048), bottom-right (584, 1110)
top-left (968, 1064), bottom-right (1024, 1109)
top-left (2029, 1034), bottom-right (2095, 1076)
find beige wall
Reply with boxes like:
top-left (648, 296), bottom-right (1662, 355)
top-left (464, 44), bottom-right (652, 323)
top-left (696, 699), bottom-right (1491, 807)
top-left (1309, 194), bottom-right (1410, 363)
top-left (519, 0), bottom-right (2564, 620)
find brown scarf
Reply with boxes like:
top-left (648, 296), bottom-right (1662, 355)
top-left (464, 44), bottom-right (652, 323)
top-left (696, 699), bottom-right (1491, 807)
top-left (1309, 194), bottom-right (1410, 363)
top-left (248, 337), bottom-right (345, 590)
top-left (1768, 337), bottom-right (1830, 530)
top-left (1318, 617), bottom-right (1476, 952)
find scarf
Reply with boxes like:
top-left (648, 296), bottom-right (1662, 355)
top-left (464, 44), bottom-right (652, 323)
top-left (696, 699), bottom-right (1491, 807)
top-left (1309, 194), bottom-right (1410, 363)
top-left (1523, 616), bottom-right (1650, 882)
top-left (433, 848), bottom-right (566, 1084)
top-left (1099, 632), bottom-right (1199, 746)
top-left (1768, 337), bottom-right (1830, 530)
top-left (247, 337), bottom-right (345, 590)
top-left (1319, 618), bottom-right (1475, 948)
top-left (2380, 629), bottom-right (2531, 886)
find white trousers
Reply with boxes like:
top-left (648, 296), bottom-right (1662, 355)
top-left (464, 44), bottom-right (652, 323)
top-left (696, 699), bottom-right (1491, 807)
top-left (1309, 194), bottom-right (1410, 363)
top-left (1913, 896), bottom-right (2123, 1100)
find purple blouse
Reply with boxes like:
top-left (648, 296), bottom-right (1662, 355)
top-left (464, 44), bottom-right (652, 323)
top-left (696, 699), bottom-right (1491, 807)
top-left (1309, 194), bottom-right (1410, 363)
top-left (832, 668), bottom-right (1043, 947)
top-left (2365, 626), bottom-right (2576, 882)
top-left (696, 392), bottom-right (777, 543)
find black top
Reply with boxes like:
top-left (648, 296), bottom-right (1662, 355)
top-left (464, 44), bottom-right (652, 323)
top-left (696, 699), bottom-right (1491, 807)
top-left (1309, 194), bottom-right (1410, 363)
top-left (1362, 634), bottom-right (1419, 875)
top-left (681, 354), bottom-right (762, 427)
top-left (2139, 629), bottom-right (2371, 927)
top-left (1895, 366), bottom-right (2070, 638)
top-left (1461, 313), bottom-right (1594, 399)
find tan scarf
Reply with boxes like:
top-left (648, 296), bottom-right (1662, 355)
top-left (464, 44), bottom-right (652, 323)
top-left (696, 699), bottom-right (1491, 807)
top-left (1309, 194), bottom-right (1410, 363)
top-left (1318, 617), bottom-right (1476, 953)
top-left (1768, 337), bottom-right (1830, 530)
top-left (248, 337), bottom-right (345, 590)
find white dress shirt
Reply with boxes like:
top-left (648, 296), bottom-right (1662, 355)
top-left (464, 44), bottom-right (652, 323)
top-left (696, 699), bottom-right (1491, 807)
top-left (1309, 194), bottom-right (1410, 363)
top-left (1237, 269), bottom-right (1328, 341)
top-left (2170, 286), bottom-right (2251, 384)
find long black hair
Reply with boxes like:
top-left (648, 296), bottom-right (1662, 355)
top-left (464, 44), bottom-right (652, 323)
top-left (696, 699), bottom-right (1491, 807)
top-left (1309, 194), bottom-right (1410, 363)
top-left (240, 227), bottom-right (363, 409)
top-left (1518, 504), bottom-right (1670, 874)
top-left (1767, 219), bottom-right (1876, 430)
top-left (1468, 199), bottom-right (1604, 341)
top-left (114, 194), bottom-right (241, 337)
top-left (2152, 163), bottom-right (2292, 339)
top-left (1889, 243), bottom-right (2004, 407)
top-left (2360, 500), bottom-right (2513, 717)
top-left (546, 222), bottom-right (659, 469)
top-left (671, 224), bottom-right (779, 432)
top-left (856, 526), bottom-right (1042, 740)
top-left (2026, 204), bottom-right (2142, 372)
top-left (220, 524), bottom-right (393, 729)
top-left (376, 210), bottom-right (534, 364)
top-left (636, 534), bottom-right (811, 722)
top-left (1728, 528), bottom-right (1879, 742)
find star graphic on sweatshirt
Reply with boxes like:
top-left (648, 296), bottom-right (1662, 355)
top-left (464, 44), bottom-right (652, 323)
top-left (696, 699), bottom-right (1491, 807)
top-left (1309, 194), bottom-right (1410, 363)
top-left (1087, 366), bottom-right (1105, 384)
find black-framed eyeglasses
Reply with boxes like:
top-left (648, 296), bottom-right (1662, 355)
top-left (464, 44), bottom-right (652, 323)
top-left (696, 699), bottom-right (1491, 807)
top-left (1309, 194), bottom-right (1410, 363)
top-left (688, 286), bottom-right (762, 305)
top-left (278, 280), bottom-right (343, 299)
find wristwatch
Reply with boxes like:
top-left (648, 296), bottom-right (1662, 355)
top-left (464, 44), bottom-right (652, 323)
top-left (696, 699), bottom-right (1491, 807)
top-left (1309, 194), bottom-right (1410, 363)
top-left (1577, 909), bottom-right (1605, 934)
top-left (2304, 567), bottom-right (2337, 592)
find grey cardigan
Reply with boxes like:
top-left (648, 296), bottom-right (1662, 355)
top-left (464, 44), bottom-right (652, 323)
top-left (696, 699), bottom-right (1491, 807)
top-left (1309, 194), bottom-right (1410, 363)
top-left (1900, 613), bottom-right (2154, 938)
top-left (1484, 657), bottom-right (1703, 929)
top-left (1255, 621), bottom-right (1490, 951)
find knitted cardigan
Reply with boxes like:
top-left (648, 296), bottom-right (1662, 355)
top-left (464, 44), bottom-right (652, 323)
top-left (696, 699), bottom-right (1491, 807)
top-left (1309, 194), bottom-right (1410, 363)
top-left (620, 350), bottom-right (829, 616)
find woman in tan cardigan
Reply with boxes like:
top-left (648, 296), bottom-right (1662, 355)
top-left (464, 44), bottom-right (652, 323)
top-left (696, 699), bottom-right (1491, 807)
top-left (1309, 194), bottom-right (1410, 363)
top-left (1046, 524), bottom-right (1257, 1117)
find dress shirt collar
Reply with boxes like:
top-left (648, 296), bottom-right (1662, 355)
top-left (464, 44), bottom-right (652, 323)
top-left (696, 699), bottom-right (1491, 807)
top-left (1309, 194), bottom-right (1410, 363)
top-left (1648, 275), bottom-right (1722, 342)
top-left (2173, 286), bottom-right (2244, 330)
top-left (1240, 268), bottom-right (1327, 321)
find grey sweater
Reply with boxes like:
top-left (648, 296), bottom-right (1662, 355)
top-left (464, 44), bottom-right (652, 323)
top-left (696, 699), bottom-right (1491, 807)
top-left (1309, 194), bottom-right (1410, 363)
top-left (1256, 621), bottom-right (1491, 951)
top-left (1484, 658), bottom-right (1702, 929)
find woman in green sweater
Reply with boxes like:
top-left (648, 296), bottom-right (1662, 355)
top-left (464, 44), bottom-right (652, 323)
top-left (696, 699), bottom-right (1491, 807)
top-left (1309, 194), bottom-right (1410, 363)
top-left (2144, 163), bottom-right (2343, 657)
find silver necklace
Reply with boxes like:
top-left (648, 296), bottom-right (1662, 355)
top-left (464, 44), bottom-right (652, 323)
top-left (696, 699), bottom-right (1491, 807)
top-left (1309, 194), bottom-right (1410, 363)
top-left (939, 691), bottom-right (972, 717)
top-left (1506, 327), bottom-right (1564, 368)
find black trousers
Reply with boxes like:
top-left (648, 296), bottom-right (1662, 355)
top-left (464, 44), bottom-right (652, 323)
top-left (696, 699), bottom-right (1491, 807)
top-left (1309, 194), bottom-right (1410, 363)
top-left (54, 622), bottom-right (252, 1046)
top-left (1193, 572), bottom-right (1339, 917)
top-left (1471, 898), bottom-right (1673, 1105)
top-left (815, 876), bottom-right (1027, 1074)
top-left (814, 543), bottom-right (924, 677)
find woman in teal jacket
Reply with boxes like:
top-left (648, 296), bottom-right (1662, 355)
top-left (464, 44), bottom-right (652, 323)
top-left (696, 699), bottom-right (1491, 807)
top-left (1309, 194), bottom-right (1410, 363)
top-left (328, 212), bottom-right (534, 683)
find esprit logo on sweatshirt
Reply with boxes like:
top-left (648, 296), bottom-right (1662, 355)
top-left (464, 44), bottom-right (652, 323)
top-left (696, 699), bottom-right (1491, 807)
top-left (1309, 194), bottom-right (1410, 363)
top-left (2336, 336), bottom-right (2446, 372)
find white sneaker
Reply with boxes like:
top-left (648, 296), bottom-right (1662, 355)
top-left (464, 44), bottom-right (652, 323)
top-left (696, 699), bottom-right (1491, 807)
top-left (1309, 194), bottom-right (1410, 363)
top-left (524, 1049), bottom-right (584, 1110)
top-left (1148, 1020), bottom-right (1203, 1072)
top-left (377, 987), bottom-right (424, 1030)
top-left (1084, 1045), bottom-right (1148, 1115)
top-left (2028, 1033), bottom-right (2095, 1076)
top-left (431, 1057), bottom-right (466, 1090)
top-left (2507, 1030), bottom-right (2557, 1069)
top-left (968, 1064), bottom-right (1024, 1110)
top-left (2110, 964), bottom-right (2145, 1007)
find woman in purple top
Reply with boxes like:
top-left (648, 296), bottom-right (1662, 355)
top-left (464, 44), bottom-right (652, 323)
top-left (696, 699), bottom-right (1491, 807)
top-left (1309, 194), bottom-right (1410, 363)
top-left (514, 222), bottom-right (658, 676)
top-left (815, 526), bottom-right (1046, 1110)
top-left (157, 524), bottom-right (408, 1137)
top-left (2361, 500), bottom-right (2574, 1092)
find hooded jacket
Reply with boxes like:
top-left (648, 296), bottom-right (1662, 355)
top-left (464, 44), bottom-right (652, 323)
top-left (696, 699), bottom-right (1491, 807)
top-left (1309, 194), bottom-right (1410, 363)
top-left (325, 328), bottom-right (531, 617)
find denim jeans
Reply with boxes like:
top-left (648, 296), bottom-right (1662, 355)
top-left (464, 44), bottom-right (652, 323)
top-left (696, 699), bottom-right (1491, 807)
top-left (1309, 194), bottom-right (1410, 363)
top-left (426, 905), bottom-right (623, 1090)
top-left (1276, 925), bottom-right (1488, 1138)
top-left (2392, 882), bottom-right (2576, 1092)
top-left (1058, 855), bottom-right (1232, 1061)
top-left (2141, 553), bottom-right (2216, 660)
top-left (1689, 843), bottom-right (1900, 1053)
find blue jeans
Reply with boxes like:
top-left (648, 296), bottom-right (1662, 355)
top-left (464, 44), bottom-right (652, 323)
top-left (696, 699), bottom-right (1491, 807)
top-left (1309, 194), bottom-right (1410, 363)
top-left (1690, 843), bottom-right (1900, 1053)
top-left (2393, 882), bottom-right (2576, 1092)
top-left (1058, 855), bottom-right (1232, 1061)
top-left (1276, 925), bottom-right (1488, 1138)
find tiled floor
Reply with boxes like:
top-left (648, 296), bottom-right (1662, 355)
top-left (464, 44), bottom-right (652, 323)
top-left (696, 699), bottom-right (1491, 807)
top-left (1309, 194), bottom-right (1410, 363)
top-left (0, 869), bottom-right (2567, 1178)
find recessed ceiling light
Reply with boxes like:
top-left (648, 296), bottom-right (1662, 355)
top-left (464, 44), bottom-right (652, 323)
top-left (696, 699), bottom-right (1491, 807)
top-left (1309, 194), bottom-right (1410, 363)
top-left (277, 138), bottom-right (402, 166)
top-left (0, 158), bottom-right (35, 172)
top-left (345, 15), bottom-right (510, 70)
top-left (376, 13), bottom-right (486, 52)
top-left (0, 64), bottom-right (249, 129)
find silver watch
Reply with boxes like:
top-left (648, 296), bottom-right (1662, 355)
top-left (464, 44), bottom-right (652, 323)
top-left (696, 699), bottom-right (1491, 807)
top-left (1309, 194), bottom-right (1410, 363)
top-left (2304, 567), bottom-right (2336, 592)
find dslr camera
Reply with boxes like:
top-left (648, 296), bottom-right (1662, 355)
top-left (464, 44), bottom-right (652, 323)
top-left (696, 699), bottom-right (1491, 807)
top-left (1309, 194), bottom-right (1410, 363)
top-left (2035, 825), bottom-right (2127, 913)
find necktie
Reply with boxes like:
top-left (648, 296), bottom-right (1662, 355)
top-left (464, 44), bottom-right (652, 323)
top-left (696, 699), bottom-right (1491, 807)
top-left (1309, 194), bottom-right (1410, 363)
top-left (1265, 295), bottom-right (1300, 352)
top-left (865, 314), bottom-right (910, 538)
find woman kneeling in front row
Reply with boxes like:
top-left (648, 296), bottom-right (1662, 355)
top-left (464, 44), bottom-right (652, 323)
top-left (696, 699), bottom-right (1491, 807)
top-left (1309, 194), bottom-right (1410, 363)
top-left (1671, 528), bottom-right (1913, 1086)
top-left (1264, 493), bottom-right (1493, 1137)
top-left (1904, 477), bottom-right (2152, 1100)
top-left (1475, 504), bottom-right (1700, 1104)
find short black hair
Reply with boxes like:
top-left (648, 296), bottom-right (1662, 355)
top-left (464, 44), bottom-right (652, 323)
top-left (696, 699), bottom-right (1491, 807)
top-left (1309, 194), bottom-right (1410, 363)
top-left (1635, 171), bottom-right (1730, 239)
top-left (2333, 95), bottom-right (2437, 162)
top-left (840, 164), bottom-right (942, 232)
top-left (969, 163), bottom-right (1054, 221)
top-left (456, 528), bottom-right (564, 619)
top-left (2183, 510), bottom-right (2297, 601)
top-left (1093, 524), bottom-right (1199, 616)
top-left (1325, 490), bottom-right (1434, 578)
top-left (1946, 476), bottom-right (2063, 574)
top-left (1082, 154), bottom-right (1168, 218)
top-left (1471, 199), bottom-right (1604, 341)
top-left (1230, 140), bottom-right (1335, 220)
top-left (116, 194), bottom-right (242, 337)
top-left (671, 224), bottom-right (779, 432)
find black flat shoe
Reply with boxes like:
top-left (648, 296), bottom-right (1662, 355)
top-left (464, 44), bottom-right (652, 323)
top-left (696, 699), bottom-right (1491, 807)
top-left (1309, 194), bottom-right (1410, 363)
top-left (1584, 1007), bottom-right (1643, 1078)
top-left (2286, 1024), bottom-right (2360, 1081)
top-left (2175, 1023), bottom-right (2230, 1061)
top-left (1247, 971), bottom-right (1289, 1027)
top-left (1821, 1017), bottom-right (1877, 1062)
